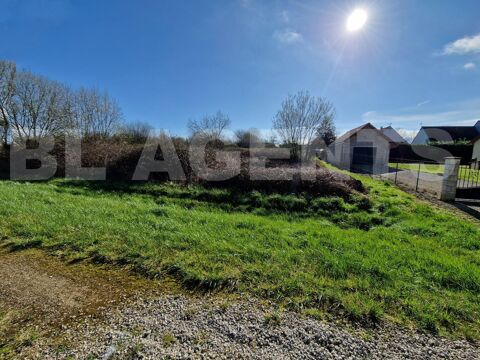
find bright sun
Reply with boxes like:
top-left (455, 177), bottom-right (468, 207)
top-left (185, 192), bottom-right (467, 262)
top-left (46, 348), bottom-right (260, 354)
top-left (346, 9), bottom-right (368, 32)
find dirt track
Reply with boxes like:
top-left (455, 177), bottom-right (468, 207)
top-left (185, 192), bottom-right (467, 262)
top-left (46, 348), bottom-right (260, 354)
top-left (1, 250), bottom-right (479, 360)
top-left (0, 249), bottom-right (160, 357)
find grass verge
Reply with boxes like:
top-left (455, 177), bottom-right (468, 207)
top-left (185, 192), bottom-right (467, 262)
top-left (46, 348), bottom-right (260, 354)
top-left (0, 175), bottom-right (479, 339)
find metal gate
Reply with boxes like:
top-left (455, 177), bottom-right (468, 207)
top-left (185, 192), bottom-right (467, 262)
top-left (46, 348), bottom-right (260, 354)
top-left (456, 161), bottom-right (480, 199)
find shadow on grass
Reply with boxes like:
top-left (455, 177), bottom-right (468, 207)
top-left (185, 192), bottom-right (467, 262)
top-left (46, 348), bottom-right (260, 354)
top-left (0, 237), bottom-right (238, 293)
top-left (1, 239), bottom-right (43, 252)
top-left (51, 180), bottom-right (396, 231)
top-left (454, 201), bottom-right (480, 220)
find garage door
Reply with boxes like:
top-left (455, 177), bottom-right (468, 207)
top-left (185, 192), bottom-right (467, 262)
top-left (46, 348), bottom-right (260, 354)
top-left (351, 147), bottom-right (375, 174)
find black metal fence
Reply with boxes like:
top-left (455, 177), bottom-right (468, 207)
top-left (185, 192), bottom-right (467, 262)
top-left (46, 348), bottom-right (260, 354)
top-left (384, 159), bottom-right (444, 193)
top-left (381, 159), bottom-right (480, 200)
top-left (458, 161), bottom-right (480, 189)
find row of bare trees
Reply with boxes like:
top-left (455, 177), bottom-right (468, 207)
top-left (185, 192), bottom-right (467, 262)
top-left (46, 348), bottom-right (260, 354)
top-left (187, 91), bottom-right (336, 160)
top-left (1, 60), bottom-right (337, 161)
top-left (0, 60), bottom-right (122, 145)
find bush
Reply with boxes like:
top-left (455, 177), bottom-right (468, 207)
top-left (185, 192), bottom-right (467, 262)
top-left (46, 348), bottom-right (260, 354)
top-left (2, 137), bottom-right (365, 199)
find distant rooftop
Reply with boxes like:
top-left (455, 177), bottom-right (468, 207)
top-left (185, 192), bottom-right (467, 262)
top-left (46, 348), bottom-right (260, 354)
top-left (416, 121), bottom-right (480, 143)
top-left (380, 126), bottom-right (408, 144)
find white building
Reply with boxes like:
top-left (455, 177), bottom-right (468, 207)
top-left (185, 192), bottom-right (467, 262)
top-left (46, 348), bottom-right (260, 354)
top-left (472, 135), bottom-right (480, 163)
top-left (327, 123), bottom-right (390, 174)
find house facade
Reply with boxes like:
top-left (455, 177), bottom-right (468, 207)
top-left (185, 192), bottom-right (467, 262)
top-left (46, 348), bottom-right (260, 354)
top-left (473, 136), bottom-right (480, 163)
top-left (412, 121), bottom-right (480, 145)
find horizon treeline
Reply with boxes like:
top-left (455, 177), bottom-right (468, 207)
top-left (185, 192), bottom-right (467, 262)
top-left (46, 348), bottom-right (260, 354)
top-left (0, 60), bottom-right (124, 145)
top-left (0, 60), bottom-right (337, 153)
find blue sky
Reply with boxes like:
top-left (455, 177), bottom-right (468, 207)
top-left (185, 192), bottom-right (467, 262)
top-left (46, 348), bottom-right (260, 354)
top-left (1, 0), bottom-right (480, 139)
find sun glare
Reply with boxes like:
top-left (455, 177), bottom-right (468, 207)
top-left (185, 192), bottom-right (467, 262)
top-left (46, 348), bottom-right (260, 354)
top-left (346, 9), bottom-right (368, 32)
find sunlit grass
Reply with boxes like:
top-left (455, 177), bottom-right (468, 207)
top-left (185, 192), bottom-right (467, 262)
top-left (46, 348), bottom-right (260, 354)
top-left (0, 177), bottom-right (478, 339)
top-left (388, 163), bottom-right (445, 176)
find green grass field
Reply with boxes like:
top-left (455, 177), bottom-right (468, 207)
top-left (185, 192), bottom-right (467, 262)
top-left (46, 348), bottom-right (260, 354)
top-left (0, 174), bottom-right (479, 339)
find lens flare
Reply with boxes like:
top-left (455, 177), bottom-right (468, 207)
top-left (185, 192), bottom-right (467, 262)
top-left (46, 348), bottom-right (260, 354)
top-left (346, 9), bottom-right (368, 32)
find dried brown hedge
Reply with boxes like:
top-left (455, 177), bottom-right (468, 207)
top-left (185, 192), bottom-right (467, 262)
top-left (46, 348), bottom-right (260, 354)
top-left (2, 138), bottom-right (364, 197)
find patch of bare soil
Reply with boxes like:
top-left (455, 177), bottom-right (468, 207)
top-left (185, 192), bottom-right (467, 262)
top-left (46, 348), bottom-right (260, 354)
top-left (0, 249), bottom-right (169, 358)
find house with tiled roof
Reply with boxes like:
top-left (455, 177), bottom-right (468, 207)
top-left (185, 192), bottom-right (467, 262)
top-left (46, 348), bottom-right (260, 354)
top-left (411, 121), bottom-right (480, 145)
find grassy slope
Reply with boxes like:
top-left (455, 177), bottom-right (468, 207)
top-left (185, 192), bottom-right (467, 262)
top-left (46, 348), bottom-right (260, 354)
top-left (0, 176), bottom-right (479, 339)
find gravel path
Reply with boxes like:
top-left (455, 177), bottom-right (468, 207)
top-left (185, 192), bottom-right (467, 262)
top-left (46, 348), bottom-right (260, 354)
top-left (23, 295), bottom-right (479, 360)
top-left (377, 170), bottom-right (443, 196)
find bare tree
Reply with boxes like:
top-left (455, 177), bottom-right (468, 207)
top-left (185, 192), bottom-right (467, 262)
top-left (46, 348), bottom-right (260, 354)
top-left (0, 60), bottom-right (123, 143)
top-left (8, 71), bottom-right (72, 142)
top-left (0, 61), bottom-right (16, 145)
top-left (234, 129), bottom-right (263, 148)
top-left (73, 87), bottom-right (122, 137)
top-left (119, 121), bottom-right (153, 143)
top-left (273, 91), bottom-right (335, 160)
top-left (188, 111), bottom-right (231, 140)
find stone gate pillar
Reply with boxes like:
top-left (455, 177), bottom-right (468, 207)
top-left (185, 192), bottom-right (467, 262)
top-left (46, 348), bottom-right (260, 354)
top-left (440, 157), bottom-right (461, 201)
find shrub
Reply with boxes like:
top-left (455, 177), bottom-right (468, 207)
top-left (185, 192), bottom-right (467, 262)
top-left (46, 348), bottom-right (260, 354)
top-left (2, 137), bottom-right (365, 199)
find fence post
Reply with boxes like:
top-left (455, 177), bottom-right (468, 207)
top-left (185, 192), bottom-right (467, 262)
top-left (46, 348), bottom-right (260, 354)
top-left (439, 157), bottom-right (461, 201)
top-left (415, 162), bottom-right (421, 191)
top-left (394, 162), bottom-right (399, 184)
